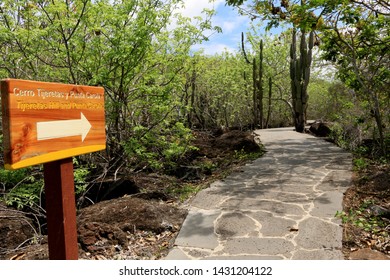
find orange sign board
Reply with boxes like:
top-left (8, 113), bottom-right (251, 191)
top-left (1, 79), bottom-right (106, 170)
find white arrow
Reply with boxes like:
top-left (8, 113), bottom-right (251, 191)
top-left (37, 112), bottom-right (92, 142)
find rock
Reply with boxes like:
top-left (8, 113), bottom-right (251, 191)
top-left (77, 196), bottom-right (187, 253)
top-left (78, 222), bottom-right (128, 252)
top-left (213, 130), bottom-right (261, 153)
top-left (309, 121), bottom-right (332, 137)
top-left (78, 196), bottom-right (187, 233)
top-left (349, 248), bottom-right (390, 260)
top-left (368, 205), bottom-right (390, 218)
top-left (0, 203), bottom-right (36, 253)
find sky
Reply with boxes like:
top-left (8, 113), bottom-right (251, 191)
top-left (177, 0), bottom-right (253, 55)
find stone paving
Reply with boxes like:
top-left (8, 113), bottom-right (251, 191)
top-left (165, 127), bottom-right (353, 260)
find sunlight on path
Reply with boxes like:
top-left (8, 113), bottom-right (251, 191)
top-left (166, 127), bottom-right (352, 260)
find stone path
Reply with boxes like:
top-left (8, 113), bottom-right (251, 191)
top-left (165, 127), bottom-right (353, 260)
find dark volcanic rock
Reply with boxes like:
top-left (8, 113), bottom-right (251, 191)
top-left (213, 130), bottom-right (261, 153)
top-left (77, 196), bottom-right (187, 251)
top-left (309, 121), bottom-right (332, 137)
top-left (78, 222), bottom-right (128, 252)
top-left (0, 203), bottom-right (35, 254)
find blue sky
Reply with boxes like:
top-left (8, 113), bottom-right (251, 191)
top-left (178, 0), bottom-right (253, 55)
top-left (176, 1), bottom-right (294, 55)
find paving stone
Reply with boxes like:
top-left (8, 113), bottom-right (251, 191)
top-left (295, 217), bottom-right (342, 250)
top-left (191, 188), bottom-right (228, 210)
top-left (247, 183), bottom-right (315, 194)
top-left (311, 191), bottom-right (344, 218)
top-left (222, 237), bottom-right (295, 255)
top-left (174, 209), bottom-right (220, 249)
top-left (215, 212), bottom-right (258, 239)
top-left (247, 211), bottom-right (296, 237)
top-left (292, 249), bottom-right (344, 260)
top-left (186, 249), bottom-right (212, 259)
top-left (165, 248), bottom-right (191, 260)
top-left (316, 171), bottom-right (352, 192)
top-left (232, 190), bottom-right (311, 205)
top-left (221, 198), bottom-right (305, 216)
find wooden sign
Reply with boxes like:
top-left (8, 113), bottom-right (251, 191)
top-left (1, 79), bottom-right (106, 170)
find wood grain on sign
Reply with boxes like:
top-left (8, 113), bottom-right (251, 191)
top-left (1, 79), bottom-right (106, 170)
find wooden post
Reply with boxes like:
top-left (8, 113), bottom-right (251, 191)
top-left (43, 157), bottom-right (78, 260)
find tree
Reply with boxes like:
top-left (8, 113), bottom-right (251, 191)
top-left (226, 0), bottom-right (321, 132)
top-left (319, 0), bottom-right (390, 154)
top-left (186, 51), bottom-right (252, 129)
top-left (0, 0), bottom-right (218, 172)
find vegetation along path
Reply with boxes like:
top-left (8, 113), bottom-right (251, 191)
top-left (166, 127), bottom-right (352, 260)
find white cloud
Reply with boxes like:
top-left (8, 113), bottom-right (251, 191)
top-left (192, 42), bottom-right (237, 55)
top-left (222, 21), bottom-right (236, 33)
top-left (177, 0), bottom-right (225, 18)
top-left (169, 0), bottom-right (223, 32)
top-left (172, 0), bottom-right (251, 55)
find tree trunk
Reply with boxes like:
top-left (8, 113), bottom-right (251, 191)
top-left (372, 92), bottom-right (386, 155)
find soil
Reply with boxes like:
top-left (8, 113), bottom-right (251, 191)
top-left (341, 161), bottom-right (390, 259)
top-left (1, 129), bottom-right (389, 260)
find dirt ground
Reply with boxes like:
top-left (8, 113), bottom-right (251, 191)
top-left (341, 162), bottom-right (390, 259)
top-left (1, 129), bottom-right (389, 260)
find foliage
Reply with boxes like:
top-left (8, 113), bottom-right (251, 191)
top-left (234, 148), bottom-right (264, 162)
top-left (0, 0), bottom-right (217, 173)
top-left (186, 51), bottom-right (254, 129)
top-left (225, 1), bottom-right (323, 131)
top-left (252, 30), bottom-right (293, 127)
top-left (0, 160), bottom-right (91, 211)
top-left (122, 121), bottom-right (196, 172)
top-left (226, 1), bottom-right (389, 149)
top-left (353, 157), bottom-right (369, 172)
top-left (335, 200), bottom-right (389, 237)
top-left (318, 1), bottom-right (390, 155)
top-left (188, 29), bottom-right (297, 130)
top-left (226, 0), bottom-right (328, 32)
top-left (73, 158), bottom-right (90, 196)
top-left (0, 167), bottom-right (43, 210)
top-left (167, 183), bottom-right (202, 202)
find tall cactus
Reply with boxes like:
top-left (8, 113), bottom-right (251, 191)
top-left (258, 39), bottom-right (264, 129)
top-left (290, 28), bottom-right (314, 132)
top-left (242, 32), bottom-right (264, 128)
top-left (252, 57), bottom-right (258, 126)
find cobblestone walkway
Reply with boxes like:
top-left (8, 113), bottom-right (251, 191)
top-left (166, 128), bottom-right (352, 260)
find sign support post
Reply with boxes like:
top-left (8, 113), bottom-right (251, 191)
top-left (43, 157), bottom-right (78, 260)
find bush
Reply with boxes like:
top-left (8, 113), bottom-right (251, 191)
top-left (0, 167), bottom-right (43, 210)
top-left (122, 122), bottom-right (197, 172)
top-left (0, 159), bottom-right (91, 211)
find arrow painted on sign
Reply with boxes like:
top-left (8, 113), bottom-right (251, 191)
top-left (37, 113), bottom-right (92, 142)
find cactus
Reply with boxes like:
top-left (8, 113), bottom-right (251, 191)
top-left (258, 39), bottom-right (264, 129)
top-left (290, 28), bottom-right (314, 132)
top-left (241, 33), bottom-right (264, 128)
top-left (252, 57), bottom-right (258, 125)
